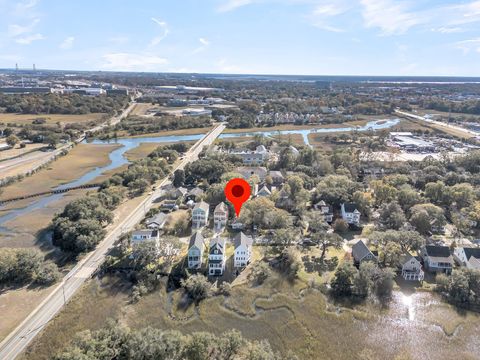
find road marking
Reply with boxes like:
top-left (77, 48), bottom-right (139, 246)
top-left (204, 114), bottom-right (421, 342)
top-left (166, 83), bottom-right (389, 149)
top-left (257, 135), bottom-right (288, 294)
top-left (73, 267), bottom-right (96, 279)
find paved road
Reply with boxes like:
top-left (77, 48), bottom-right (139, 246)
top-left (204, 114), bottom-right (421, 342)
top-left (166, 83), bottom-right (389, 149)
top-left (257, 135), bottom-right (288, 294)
top-left (395, 109), bottom-right (480, 138)
top-left (0, 122), bottom-right (226, 360)
top-left (0, 100), bottom-right (137, 182)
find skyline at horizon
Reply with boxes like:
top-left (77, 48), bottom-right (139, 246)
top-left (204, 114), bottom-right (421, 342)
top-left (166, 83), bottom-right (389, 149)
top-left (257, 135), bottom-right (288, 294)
top-left (1, 0), bottom-right (480, 76)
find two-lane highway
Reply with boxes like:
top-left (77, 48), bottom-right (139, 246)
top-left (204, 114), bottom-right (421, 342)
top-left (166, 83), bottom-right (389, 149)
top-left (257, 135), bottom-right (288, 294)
top-left (0, 122), bottom-right (226, 360)
top-left (395, 109), bottom-right (480, 138)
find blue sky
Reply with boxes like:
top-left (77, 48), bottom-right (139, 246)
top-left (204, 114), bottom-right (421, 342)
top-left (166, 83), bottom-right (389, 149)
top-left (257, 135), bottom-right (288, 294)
top-left (1, 0), bottom-right (480, 76)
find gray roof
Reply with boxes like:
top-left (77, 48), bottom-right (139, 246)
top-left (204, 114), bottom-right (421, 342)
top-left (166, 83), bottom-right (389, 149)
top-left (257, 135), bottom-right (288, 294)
top-left (188, 187), bottom-right (204, 197)
top-left (177, 187), bottom-right (188, 195)
top-left (469, 257), bottom-right (480, 269)
top-left (209, 237), bottom-right (225, 254)
top-left (269, 170), bottom-right (284, 179)
top-left (343, 203), bottom-right (359, 213)
top-left (352, 240), bottom-right (375, 262)
top-left (463, 247), bottom-right (480, 261)
top-left (424, 245), bottom-right (451, 258)
top-left (234, 232), bottom-right (253, 249)
top-left (399, 252), bottom-right (421, 266)
top-left (189, 232), bottom-right (204, 249)
top-left (214, 201), bottom-right (228, 213)
top-left (193, 201), bottom-right (209, 212)
top-left (237, 166), bottom-right (268, 180)
top-left (146, 212), bottom-right (167, 226)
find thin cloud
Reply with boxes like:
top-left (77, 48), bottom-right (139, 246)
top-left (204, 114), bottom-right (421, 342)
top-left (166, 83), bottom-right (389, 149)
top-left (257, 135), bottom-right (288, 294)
top-left (150, 17), bottom-right (169, 46)
top-left (455, 38), bottom-right (480, 54)
top-left (15, 33), bottom-right (44, 45)
top-left (360, 0), bottom-right (425, 35)
top-left (217, 0), bottom-right (253, 12)
top-left (193, 37), bottom-right (211, 54)
top-left (8, 19), bottom-right (40, 37)
top-left (59, 36), bottom-right (75, 49)
top-left (101, 52), bottom-right (168, 71)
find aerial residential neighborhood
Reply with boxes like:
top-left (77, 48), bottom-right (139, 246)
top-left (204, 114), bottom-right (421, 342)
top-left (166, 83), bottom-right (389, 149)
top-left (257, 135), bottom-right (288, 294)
top-left (1, 1), bottom-right (480, 359)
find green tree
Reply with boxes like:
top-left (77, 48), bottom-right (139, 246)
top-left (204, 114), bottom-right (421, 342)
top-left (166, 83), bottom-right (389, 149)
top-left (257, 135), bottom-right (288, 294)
top-left (409, 203), bottom-right (446, 235)
top-left (181, 274), bottom-right (211, 303)
top-left (173, 169), bottom-right (185, 187)
top-left (331, 263), bottom-right (356, 297)
top-left (6, 134), bottom-right (19, 147)
top-left (378, 201), bottom-right (406, 230)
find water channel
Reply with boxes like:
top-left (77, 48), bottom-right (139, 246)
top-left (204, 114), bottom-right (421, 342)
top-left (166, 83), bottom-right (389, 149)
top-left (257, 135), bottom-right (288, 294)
top-left (0, 119), bottom-right (399, 228)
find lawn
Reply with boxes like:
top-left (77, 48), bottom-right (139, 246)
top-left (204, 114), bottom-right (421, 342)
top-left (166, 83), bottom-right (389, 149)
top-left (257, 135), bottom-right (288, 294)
top-left (0, 113), bottom-right (106, 126)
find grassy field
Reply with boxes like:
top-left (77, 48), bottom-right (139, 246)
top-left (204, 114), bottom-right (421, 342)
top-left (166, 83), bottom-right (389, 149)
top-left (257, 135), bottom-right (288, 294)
top-left (20, 258), bottom-right (480, 360)
top-left (270, 134), bottom-right (306, 146)
top-left (116, 126), bottom-right (212, 139)
top-left (0, 285), bottom-right (57, 343)
top-left (124, 141), bottom-right (195, 161)
top-left (130, 103), bottom-right (154, 116)
top-left (0, 143), bottom-right (121, 200)
top-left (0, 113), bottom-right (106, 126)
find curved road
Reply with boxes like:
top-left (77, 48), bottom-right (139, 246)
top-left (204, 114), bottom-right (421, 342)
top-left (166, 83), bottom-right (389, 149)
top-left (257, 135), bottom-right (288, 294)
top-left (0, 122), bottom-right (226, 360)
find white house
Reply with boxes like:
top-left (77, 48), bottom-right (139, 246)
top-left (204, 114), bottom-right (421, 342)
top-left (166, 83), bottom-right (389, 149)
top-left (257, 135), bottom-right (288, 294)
top-left (420, 246), bottom-right (453, 274)
top-left (237, 166), bottom-right (268, 182)
top-left (187, 232), bottom-right (204, 269)
top-left (214, 202), bottom-right (229, 230)
top-left (341, 203), bottom-right (361, 225)
top-left (145, 212), bottom-right (167, 230)
top-left (352, 240), bottom-right (377, 266)
top-left (229, 145), bottom-right (270, 165)
top-left (454, 247), bottom-right (480, 269)
top-left (234, 232), bottom-right (253, 268)
top-left (255, 184), bottom-right (273, 197)
top-left (399, 253), bottom-right (424, 281)
top-left (208, 237), bottom-right (226, 276)
top-left (131, 229), bottom-right (160, 248)
top-left (192, 201), bottom-right (209, 228)
top-left (314, 200), bottom-right (333, 223)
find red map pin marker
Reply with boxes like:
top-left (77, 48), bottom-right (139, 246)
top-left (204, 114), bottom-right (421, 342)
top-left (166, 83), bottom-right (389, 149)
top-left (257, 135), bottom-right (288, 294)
top-left (225, 178), bottom-right (251, 217)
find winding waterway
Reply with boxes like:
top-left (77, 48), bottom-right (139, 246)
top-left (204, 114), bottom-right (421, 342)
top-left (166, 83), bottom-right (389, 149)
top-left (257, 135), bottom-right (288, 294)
top-left (0, 119), bottom-right (399, 229)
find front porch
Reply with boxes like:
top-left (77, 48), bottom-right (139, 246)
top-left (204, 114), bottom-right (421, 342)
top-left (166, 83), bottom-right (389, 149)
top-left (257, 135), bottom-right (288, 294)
top-left (402, 269), bottom-right (424, 281)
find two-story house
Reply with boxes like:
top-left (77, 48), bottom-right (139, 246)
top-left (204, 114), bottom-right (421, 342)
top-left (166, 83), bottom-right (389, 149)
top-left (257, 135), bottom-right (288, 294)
top-left (208, 237), bottom-right (226, 276)
top-left (234, 232), bottom-right (253, 268)
top-left (454, 247), bottom-right (480, 269)
top-left (187, 232), bottom-right (204, 269)
top-left (192, 201), bottom-right (209, 229)
top-left (313, 200), bottom-right (334, 223)
top-left (341, 203), bottom-right (361, 225)
top-left (399, 253), bottom-right (424, 281)
top-left (420, 245), bottom-right (453, 274)
top-left (214, 202), bottom-right (229, 230)
top-left (352, 240), bottom-right (377, 267)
